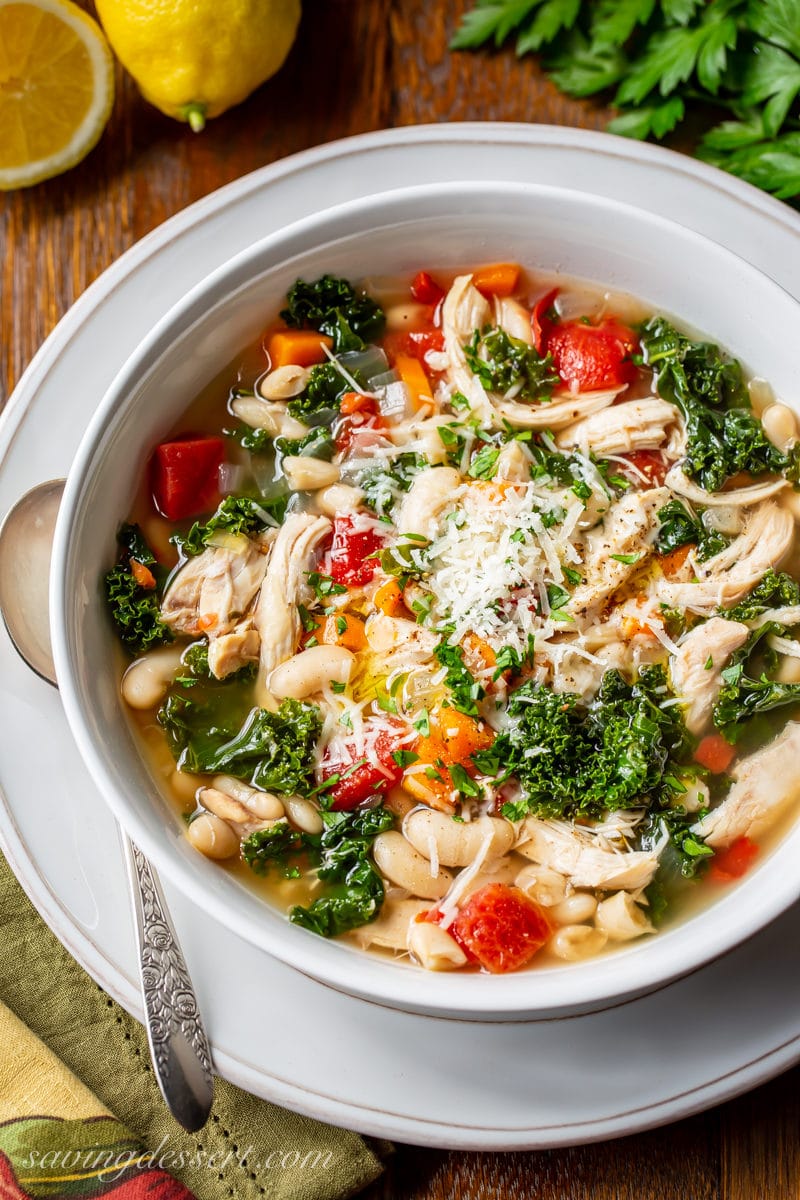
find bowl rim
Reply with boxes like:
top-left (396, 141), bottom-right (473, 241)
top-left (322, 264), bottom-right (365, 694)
top-left (50, 178), bottom-right (800, 1018)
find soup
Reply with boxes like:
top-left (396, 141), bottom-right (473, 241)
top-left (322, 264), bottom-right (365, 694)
top-left (106, 262), bottom-right (800, 975)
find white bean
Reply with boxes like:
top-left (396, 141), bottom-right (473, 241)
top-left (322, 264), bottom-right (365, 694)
top-left (231, 394), bottom-right (308, 439)
top-left (315, 483), bottom-right (364, 516)
top-left (121, 645), bottom-right (185, 710)
top-left (595, 892), bottom-right (654, 942)
top-left (551, 893), bottom-right (597, 926)
top-left (384, 301), bottom-right (429, 331)
top-left (284, 795), bottom-right (324, 835)
top-left (373, 831), bottom-right (454, 900)
top-left (198, 786), bottom-right (254, 824)
top-left (282, 456), bottom-right (340, 491)
top-left (458, 858), bottom-right (519, 900)
top-left (403, 810), bottom-right (515, 868)
top-left (212, 775), bottom-right (284, 820)
top-left (169, 769), bottom-right (205, 803)
top-left (549, 925), bottom-right (608, 961)
top-left (749, 377), bottom-right (775, 416)
top-left (778, 656), bottom-right (800, 684)
top-left (258, 364), bottom-right (310, 400)
top-left (268, 645), bottom-right (353, 700)
top-left (680, 777), bottom-right (710, 813)
top-left (514, 863), bottom-right (568, 907)
top-left (762, 402), bottom-right (798, 452)
top-left (187, 812), bottom-right (239, 860)
top-left (407, 921), bottom-right (467, 971)
top-left (348, 898), bottom-right (430, 950)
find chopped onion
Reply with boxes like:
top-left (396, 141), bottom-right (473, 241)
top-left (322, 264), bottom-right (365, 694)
top-left (218, 462), bottom-right (246, 495)
top-left (377, 380), bottom-right (410, 419)
top-left (339, 346), bottom-right (390, 385)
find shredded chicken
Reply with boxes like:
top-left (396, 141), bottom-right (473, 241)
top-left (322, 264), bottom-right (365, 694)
top-left (396, 466), bottom-right (461, 536)
top-left (516, 819), bottom-right (663, 891)
top-left (693, 722), bottom-right (800, 847)
top-left (441, 275), bottom-right (494, 423)
top-left (657, 501), bottom-right (794, 613)
top-left (555, 398), bottom-right (679, 456)
top-left (207, 619), bottom-right (260, 680)
top-left (669, 617), bottom-right (749, 735)
top-left (665, 464), bottom-right (788, 508)
top-left (253, 513), bottom-right (331, 703)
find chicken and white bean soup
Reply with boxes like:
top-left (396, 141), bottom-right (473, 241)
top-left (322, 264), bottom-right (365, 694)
top-left (108, 263), bottom-right (800, 975)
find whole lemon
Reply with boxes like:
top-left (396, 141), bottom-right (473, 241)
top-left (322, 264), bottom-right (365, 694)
top-left (95, 0), bottom-right (301, 128)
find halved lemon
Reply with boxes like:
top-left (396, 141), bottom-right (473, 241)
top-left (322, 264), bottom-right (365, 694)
top-left (0, 0), bottom-right (114, 190)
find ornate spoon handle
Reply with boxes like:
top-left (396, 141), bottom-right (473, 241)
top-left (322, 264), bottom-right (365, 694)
top-left (123, 836), bottom-right (214, 1131)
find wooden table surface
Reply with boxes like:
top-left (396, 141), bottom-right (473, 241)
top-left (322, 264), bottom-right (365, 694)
top-left (2, 2), bottom-right (799, 1196)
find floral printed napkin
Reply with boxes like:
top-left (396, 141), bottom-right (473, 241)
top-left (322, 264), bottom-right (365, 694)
top-left (0, 852), bottom-right (389, 1200)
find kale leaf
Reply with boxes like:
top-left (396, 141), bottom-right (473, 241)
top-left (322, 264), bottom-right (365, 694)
top-left (241, 823), bottom-right (305, 875)
top-left (713, 623), bottom-right (800, 742)
top-left (105, 524), bottom-right (173, 654)
top-left (286, 362), bottom-right (354, 423)
top-left (640, 317), bottom-right (788, 492)
top-left (639, 804), bottom-right (714, 880)
top-left (275, 427), bottom-right (335, 461)
top-left (175, 640), bottom-right (256, 686)
top-left (725, 569), bottom-right (800, 620)
top-left (175, 496), bottom-right (273, 557)
top-left (159, 696), bottom-right (323, 794)
top-left (655, 499), bottom-right (727, 561)
top-left (289, 805), bottom-right (395, 938)
top-left (465, 327), bottom-right (561, 402)
top-left (280, 274), bottom-right (385, 354)
top-left (497, 666), bottom-right (690, 820)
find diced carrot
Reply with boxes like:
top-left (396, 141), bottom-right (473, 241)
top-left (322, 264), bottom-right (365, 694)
top-left (472, 263), bottom-right (520, 298)
top-left (709, 836), bottom-right (759, 882)
top-left (433, 707), bottom-right (494, 762)
top-left (305, 613), bottom-right (367, 653)
top-left (374, 578), bottom-right (408, 617)
top-left (197, 613), bottom-right (218, 632)
top-left (266, 329), bottom-right (333, 369)
top-left (462, 631), bottom-right (497, 675)
top-left (130, 559), bottom-right (156, 590)
top-left (659, 543), bottom-right (693, 580)
top-left (622, 616), bottom-right (658, 640)
top-left (339, 390), bottom-right (374, 415)
top-left (395, 353), bottom-right (433, 409)
top-left (402, 765), bottom-right (454, 812)
top-left (694, 733), bottom-right (736, 774)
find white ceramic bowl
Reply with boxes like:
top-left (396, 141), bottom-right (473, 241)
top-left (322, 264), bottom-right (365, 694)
top-left (51, 181), bottom-right (800, 1019)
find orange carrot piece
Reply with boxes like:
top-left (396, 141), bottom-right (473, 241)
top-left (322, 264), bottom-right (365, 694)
top-left (395, 353), bottom-right (433, 409)
top-left (432, 707), bottom-right (494, 762)
top-left (305, 613), bottom-right (367, 653)
top-left (659, 543), bottom-right (693, 580)
top-left (374, 578), bottom-right (407, 617)
top-left (694, 733), bottom-right (736, 774)
top-left (340, 390), bottom-right (373, 415)
top-left (130, 559), bottom-right (156, 590)
top-left (197, 613), bottom-right (218, 632)
top-left (266, 329), bottom-right (333, 369)
top-left (472, 263), bottom-right (520, 298)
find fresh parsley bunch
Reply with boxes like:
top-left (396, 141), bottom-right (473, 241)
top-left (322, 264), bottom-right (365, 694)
top-left (452, 0), bottom-right (800, 201)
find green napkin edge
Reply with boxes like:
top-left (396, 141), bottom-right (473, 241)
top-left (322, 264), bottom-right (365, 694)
top-left (0, 850), bottom-right (390, 1200)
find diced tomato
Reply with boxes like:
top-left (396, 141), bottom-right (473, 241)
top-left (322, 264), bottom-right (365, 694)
top-left (151, 435), bottom-right (224, 521)
top-left (411, 270), bottom-right (445, 306)
top-left (545, 319), bottom-right (639, 392)
top-left (451, 884), bottom-right (552, 974)
top-left (327, 515), bottom-right (384, 588)
top-left (620, 449), bottom-right (669, 486)
top-left (709, 836), bottom-right (759, 882)
top-left (339, 391), bottom-right (376, 416)
top-left (334, 409), bottom-right (384, 456)
top-left (322, 721), bottom-right (407, 810)
top-left (694, 733), bottom-right (736, 774)
top-left (531, 287), bottom-right (559, 354)
top-left (383, 328), bottom-right (444, 365)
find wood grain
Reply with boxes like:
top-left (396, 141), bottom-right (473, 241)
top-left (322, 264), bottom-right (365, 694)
top-left (2, 1), bottom-right (799, 1197)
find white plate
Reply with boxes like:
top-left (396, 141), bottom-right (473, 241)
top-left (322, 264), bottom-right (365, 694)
top-left (3, 124), bottom-right (800, 1149)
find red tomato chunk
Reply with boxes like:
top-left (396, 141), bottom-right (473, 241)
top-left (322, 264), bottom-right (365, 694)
top-left (531, 287), bottom-right (559, 354)
top-left (410, 270), bottom-right (445, 306)
top-left (546, 319), bottom-right (639, 392)
top-left (710, 837), bottom-right (759, 882)
top-left (151, 435), bottom-right (224, 521)
top-left (327, 515), bottom-right (383, 587)
top-left (322, 723), bottom-right (405, 811)
top-left (621, 449), bottom-right (669, 487)
top-left (694, 733), bottom-right (736, 775)
top-left (451, 883), bottom-right (552, 974)
top-left (383, 329), bottom-right (444, 364)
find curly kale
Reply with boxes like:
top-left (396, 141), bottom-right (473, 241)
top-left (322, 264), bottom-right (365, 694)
top-left (465, 327), bottom-right (561, 402)
top-left (105, 524), bottom-right (173, 654)
top-left (495, 666), bottom-right (691, 821)
top-left (286, 362), bottom-right (354, 423)
top-left (280, 274), bottom-right (385, 354)
top-left (275, 427), bottom-right (335, 461)
top-left (241, 823), bottom-right (306, 875)
top-left (639, 804), bottom-right (714, 880)
top-left (159, 696), bottom-right (322, 794)
top-left (174, 496), bottom-right (275, 557)
top-left (175, 641), bottom-right (255, 686)
top-left (725, 569), bottom-right (800, 620)
top-left (640, 317), bottom-right (791, 492)
top-left (713, 623), bottom-right (800, 743)
top-left (655, 499), bottom-right (727, 561)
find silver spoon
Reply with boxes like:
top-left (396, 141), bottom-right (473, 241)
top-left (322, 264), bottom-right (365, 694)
top-left (0, 479), bottom-right (214, 1132)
